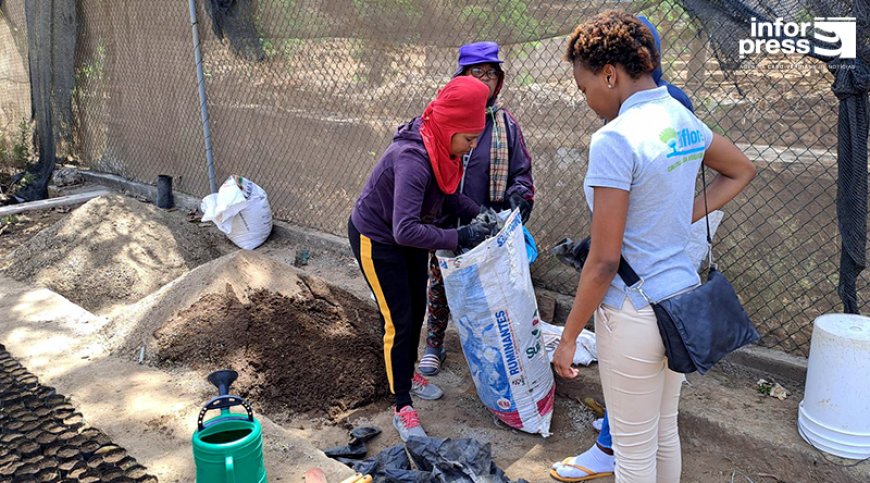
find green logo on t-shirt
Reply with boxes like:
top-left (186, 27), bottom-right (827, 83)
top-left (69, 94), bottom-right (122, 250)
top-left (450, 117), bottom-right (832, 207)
top-left (660, 126), bottom-right (706, 171)
top-left (660, 127), bottom-right (678, 154)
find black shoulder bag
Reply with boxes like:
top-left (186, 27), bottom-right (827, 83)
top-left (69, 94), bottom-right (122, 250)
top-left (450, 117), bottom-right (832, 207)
top-left (616, 166), bottom-right (759, 374)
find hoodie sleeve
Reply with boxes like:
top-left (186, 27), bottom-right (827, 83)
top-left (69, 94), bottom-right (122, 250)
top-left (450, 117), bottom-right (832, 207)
top-left (443, 192), bottom-right (481, 225)
top-left (392, 150), bottom-right (460, 250)
top-left (503, 110), bottom-right (535, 202)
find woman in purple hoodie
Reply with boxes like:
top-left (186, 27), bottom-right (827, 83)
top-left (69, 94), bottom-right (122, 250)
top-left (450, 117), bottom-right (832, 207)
top-left (418, 41), bottom-right (536, 377)
top-left (348, 76), bottom-right (493, 441)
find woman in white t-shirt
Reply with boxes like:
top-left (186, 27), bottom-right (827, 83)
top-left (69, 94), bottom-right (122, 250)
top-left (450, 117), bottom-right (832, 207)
top-left (551, 10), bottom-right (756, 483)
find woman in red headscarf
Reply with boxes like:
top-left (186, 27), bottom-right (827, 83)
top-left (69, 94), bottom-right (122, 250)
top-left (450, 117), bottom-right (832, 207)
top-left (348, 76), bottom-right (491, 441)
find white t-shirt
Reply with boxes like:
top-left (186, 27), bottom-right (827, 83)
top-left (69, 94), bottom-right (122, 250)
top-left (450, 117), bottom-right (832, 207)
top-left (584, 86), bottom-right (714, 309)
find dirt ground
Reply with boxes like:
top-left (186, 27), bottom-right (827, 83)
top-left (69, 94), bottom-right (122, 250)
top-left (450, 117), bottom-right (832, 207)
top-left (270, 329), bottom-right (780, 483)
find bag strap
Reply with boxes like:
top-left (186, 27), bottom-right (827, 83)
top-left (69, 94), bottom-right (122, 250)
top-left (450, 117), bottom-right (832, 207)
top-left (701, 163), bottom-right (714, 268)
top-left (616, 256), bottom-right (650, 302)
top-left (617, 163), bottom-right (713, 301)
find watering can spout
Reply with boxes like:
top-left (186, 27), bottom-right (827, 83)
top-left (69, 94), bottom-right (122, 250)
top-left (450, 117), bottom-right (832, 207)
top-left (208, 370), bottom-right (238, 397)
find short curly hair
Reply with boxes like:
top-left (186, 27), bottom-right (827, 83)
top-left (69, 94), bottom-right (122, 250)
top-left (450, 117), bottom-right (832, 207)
top-left (565, 10), bottom-right (659, 79)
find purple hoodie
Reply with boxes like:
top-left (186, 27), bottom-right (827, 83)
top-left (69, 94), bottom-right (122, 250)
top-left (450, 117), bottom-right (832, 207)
top-left (351, 118), bottom-right (459, 250)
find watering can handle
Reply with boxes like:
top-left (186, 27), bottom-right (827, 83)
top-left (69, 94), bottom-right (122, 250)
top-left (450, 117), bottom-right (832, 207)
top-left (225, 455), bottom-right (236, 483)
top-left (197, 395), bottom-right (255, 432)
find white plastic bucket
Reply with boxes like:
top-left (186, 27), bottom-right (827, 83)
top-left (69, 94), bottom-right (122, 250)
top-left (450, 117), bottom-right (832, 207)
top-left (798, 313), bottom-right (870, 459)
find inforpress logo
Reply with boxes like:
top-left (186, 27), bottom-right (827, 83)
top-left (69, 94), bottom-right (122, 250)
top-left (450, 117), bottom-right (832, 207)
top-left (739, 17), bottom-right (856, 59)
top-left (813, 18), bottom-right (857, 59)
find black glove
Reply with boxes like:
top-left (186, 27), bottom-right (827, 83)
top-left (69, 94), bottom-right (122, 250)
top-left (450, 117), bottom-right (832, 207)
top-left (508, 192), bottom-right (532, 223)
top-left (551, 237), bottom-right (591, 271)
top-left (457, 219), bottom-right (495, 250)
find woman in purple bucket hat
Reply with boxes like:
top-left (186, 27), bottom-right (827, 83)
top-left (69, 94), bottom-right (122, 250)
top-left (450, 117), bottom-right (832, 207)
top-left (417, 41), bottom-right (536, 376)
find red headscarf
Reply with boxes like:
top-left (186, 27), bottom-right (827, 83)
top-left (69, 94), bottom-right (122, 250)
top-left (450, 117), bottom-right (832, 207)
top-left (419, 76), bottom-right (489, 194)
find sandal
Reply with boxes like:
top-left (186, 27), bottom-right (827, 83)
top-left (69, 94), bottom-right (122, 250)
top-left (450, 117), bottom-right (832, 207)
top-left (418, 348), bottom-right (446, 376)
top-left (550, 457), bottom-right (613, 482)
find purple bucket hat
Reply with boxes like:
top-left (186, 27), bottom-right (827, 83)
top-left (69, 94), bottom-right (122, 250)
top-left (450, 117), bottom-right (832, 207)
top-left (453, 41), bottom-right (504, 77)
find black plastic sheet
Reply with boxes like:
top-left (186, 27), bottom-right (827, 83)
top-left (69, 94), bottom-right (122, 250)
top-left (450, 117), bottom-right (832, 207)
top-left (340, 437), bottom-right (529, 483)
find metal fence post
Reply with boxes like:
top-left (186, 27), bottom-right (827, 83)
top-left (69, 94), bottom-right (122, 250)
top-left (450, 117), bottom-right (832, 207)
top-left (188, 0), bottom-right (217, 194)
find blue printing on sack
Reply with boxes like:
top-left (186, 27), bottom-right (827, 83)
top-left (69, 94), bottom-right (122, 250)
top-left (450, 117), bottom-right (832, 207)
top-left (449, 264), bottom-right (516, 411)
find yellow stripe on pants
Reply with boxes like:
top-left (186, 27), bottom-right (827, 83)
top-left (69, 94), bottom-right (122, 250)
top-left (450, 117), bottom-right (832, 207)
top-left (360, 235), bottom-right (396, 393)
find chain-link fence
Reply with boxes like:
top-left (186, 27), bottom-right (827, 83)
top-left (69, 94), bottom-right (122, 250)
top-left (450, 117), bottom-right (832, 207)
top-left (0, 1), bottom-right (30, 148)
top-left (4, 0), bottom-right (866, 357)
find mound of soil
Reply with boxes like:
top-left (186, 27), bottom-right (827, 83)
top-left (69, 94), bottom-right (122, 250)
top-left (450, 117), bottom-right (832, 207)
top-left (0, 194), bottom-right (228, 313)
top-left (103, 250), bottom-right (310, 357)
top-left (153, 278), bottom-right (388, 418)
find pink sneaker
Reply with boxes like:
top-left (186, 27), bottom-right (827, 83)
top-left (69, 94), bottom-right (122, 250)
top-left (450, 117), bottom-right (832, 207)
top-left (410, 371), bottom-right (443, 400)
top-left (393, 405), bottom-right (427, 442)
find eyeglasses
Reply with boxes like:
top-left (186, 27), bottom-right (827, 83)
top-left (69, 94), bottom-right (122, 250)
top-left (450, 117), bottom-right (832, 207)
top-left (468, 67), bottom-right (500, 81)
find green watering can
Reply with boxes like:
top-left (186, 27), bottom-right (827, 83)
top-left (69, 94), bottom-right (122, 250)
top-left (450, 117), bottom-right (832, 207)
top-left (192, 370), bottom-right (267, 483)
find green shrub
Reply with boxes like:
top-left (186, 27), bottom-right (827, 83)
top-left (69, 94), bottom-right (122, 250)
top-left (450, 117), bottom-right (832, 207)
top-left (0, 120), bottom-right (32, 171)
